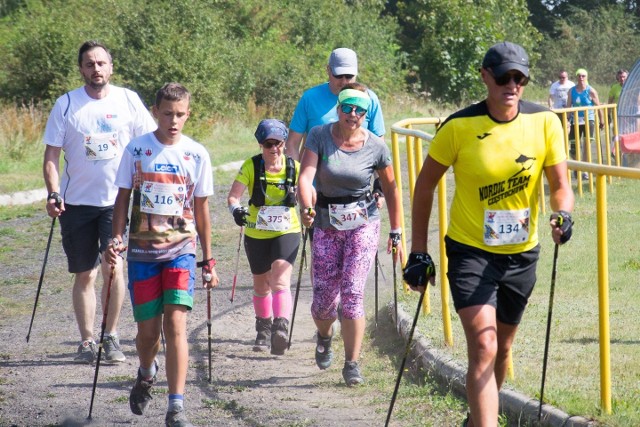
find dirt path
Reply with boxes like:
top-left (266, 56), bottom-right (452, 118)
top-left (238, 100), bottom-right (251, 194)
top-left (0, 198), bottom-right (421, 427)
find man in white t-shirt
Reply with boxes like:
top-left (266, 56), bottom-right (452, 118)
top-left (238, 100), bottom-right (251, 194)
top-left (548, 70), bottom-right (575, 109)
top-left (42, 40), bottom-right (157, 364)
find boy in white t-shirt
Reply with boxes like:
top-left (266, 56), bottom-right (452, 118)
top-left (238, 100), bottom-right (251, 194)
top-left (107, 83), bottom-right (218, 427)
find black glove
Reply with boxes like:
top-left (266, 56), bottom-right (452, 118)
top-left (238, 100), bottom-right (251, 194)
top-left (402, 252), bottom-right (436, 287)
top-left (372, 177), bottom-right (384, 199)
top-left (232, 206), bottom-right (249, 226)
top-left (550, 210), bottom-right (573, 243)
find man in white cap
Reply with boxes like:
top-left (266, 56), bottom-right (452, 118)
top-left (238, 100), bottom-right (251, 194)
top-left (285, 47), bottom-right (385, 161)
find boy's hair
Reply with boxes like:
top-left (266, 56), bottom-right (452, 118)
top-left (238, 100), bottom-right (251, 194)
top-left (340, 82), bottom-right (368, 93)
top-left (78, 41), bottom-right (112, 66)
top-left (155, 83), bottom-right (191, 107)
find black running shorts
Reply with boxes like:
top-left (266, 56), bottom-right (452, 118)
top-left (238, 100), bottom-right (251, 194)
top-left (244, 232), bottom-right (301, 275)
top-left (59, 204), bottom-right (113, 273)
top-left (445, 236), bottom-right (540, 325)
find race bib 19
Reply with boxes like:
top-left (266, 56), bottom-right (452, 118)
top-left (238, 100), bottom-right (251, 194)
top-left (84, 132), bottom-right (118, 161)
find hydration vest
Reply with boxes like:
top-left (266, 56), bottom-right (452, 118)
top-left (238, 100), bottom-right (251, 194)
top-left (248, 154), bottom-right (297, 207)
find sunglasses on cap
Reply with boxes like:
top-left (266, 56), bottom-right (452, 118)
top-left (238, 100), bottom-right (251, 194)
top-left (262, 140), bottom-right (284, 149)
top-left (490, 70), bottom-right (529, 86)
top-left (332, 74), bottom-right (355, 80)
top-left (339, 104), bottom-right (367, 117)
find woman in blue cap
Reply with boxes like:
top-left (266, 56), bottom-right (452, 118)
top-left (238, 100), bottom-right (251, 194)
top-left (298, 83), bottom-right (403, 386)
top-left (227, 119), bottom-right (301, 355)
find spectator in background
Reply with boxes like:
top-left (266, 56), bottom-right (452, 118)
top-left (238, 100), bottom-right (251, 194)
top-left (42, 40), bottom-right (157, 364)
top-left (548, 70), bottom-right (574, 110)
top-left (608, 69), bottom-right (628, 105)
top-left (566, 68), bottom-right (604, 175)
top-left (608, 69), bottom-right (628, 161)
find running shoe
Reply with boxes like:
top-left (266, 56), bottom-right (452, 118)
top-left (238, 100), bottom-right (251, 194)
top-left (342, 360), bottom-right (364, 387)
top-left (103, 334), bottom-right (126, 363)
top-left (165, 408), bottom-right (194, 427)
top-left (74, 340), bottom-right (97, 364)
top-left (315, 332), bottom-right (333, 370)
top-left (129, 360), bottom-right (158, 415)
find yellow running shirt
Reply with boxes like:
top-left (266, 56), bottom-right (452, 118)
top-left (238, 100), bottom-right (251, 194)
top-left (429, 100), bottom-right (566, 254)
top-left (234, 155), bottom-right (301, 239)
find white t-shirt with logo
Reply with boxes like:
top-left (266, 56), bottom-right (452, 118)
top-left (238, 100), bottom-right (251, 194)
top-left (42, 85), bottom-right (157, 206)
top-left (115, 132), bottom-right (214, 261)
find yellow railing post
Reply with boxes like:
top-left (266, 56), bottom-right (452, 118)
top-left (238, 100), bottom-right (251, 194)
top-left (596, 174), bottom-right (612, 414)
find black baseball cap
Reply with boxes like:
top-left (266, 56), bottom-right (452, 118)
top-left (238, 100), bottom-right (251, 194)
top-left (482, 42), bottom-right (529, 78)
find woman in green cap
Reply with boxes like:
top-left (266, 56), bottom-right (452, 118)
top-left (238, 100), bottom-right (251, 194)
top-left (298, 83), bottom-right (403, 386)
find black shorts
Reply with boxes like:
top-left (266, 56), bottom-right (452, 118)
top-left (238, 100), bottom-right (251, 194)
top-left (59, 204), bottom-right (114, 273)
top-left (445, 236), bottom-right (540, 325)
top-left (244, 232), bottom-right (301, 275)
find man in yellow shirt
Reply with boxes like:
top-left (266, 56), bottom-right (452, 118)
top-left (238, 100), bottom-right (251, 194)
top-left (403, 42), bottom-right (575, 427)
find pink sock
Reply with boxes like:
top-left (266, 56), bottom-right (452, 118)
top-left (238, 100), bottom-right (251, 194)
top-left (272, 289), bottom-right (292, 319)
top-left (253, 292), bottom-right (272, 318)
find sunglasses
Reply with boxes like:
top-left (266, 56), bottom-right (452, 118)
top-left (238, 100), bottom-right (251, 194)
top-left (262, 140), bottom-right (284, 149)
top-left (332, 74), bottom-right (355, 80)
top-left (491, 71), bottom-right (529, 87)
top-left (339, 104), bottom-right (367, 117)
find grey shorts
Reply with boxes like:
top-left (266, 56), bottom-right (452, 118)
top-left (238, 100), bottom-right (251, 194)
top-left (445, 236), bottom-right (540, 325)
top-left (59, 204), bottom-right (114, 273)
top-left (244, 232), bottom-right (301, 275)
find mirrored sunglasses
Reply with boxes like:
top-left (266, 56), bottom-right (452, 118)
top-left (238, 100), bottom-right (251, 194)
top-left (339, 104), bottom-right (367, 117)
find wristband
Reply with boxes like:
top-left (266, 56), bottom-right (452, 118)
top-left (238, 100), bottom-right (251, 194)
top-left (47, 192), bottom-right (62, 205)
top-left (197, 258), bottom-right (217, 268)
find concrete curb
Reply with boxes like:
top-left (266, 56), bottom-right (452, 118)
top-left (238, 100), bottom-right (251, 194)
top-left (390, 300), bottom-right (597, 426)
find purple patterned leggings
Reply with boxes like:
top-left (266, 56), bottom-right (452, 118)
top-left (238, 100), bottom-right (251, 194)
top-left (311, 221), bottom-right (380, 320)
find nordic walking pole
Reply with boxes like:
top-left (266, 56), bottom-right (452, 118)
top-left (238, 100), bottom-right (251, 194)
top-left (88, 263), bottom-right (116, 420)
top-left (538, 243), bottom-right (559, 421)
top-left (288, 228), bottom-right (308, 349)
top-left (392, 247), bottom-right (398, 323)
top-left (206, 286), bottom-right (213, 383)
top-left (374, 251), bottom-right (379, 329)
top-left (26, 217), bottom-right (57, 343)
top-left (26, 194), bottom-right (61, 343)
top-left (385, 289), bottom-right (425, 426)
top-left (229, 226), bottom-right (244, 302)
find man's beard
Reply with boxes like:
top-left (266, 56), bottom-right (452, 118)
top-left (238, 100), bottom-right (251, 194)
top-left (84, 75), bottom-right (109, 90)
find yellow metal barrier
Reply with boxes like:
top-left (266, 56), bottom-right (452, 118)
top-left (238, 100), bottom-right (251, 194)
top-left (390, 105), bottom-right (630, 414)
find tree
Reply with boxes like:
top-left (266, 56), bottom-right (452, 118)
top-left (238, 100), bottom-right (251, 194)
top-left (536, 5), bottom-right (640, 85)
top-left (393, 0), bottom-right (541, 104)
